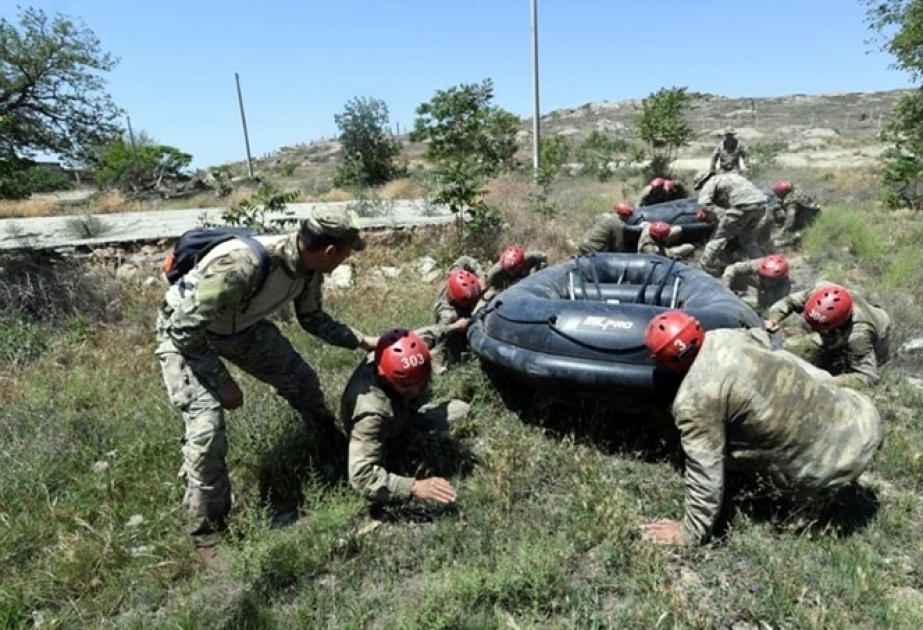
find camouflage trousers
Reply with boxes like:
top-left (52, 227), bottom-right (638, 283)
top-left (699, 202), bottom-right (766, 276)
top-left (431, 330), bottom-right (469, 374)
top-left (156, 318), bottom-right (342, 548)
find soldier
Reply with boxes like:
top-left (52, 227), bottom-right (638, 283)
top-left (431, 257), bottom-right (485, 372)
top-left (341, 326), bottom-right (471, 505)
top-left (636, 178), bottom-right (689, 207)
top-left (483, 245), bottom-right (548, 302)
top-left (771, 179), bottom-right (822, 242)
top-left (709, 126), bottom-right (750, 174)
top-left (766, 282), bottom-right (891, 387)
top-left (155, 208), bottom-right (378, 562)
top-left (639, 310), bottom-right (882, 547)
top-left (721, 254), bottom-right (792, 314)
top-left (694, 169), bottom-right (768, 276)
top-left (577, 201), bottom-right (634, 254)
top-left (637, 220), bottom-right (695, 259)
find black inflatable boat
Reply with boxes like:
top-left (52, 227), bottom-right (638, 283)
top-left (468, 253), bottom-right (764, 411)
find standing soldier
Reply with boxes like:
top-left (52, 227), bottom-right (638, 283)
top-left (155, 208), bottom-right (378, 564)
top-left (637, 221), bottom-right (695, 259)
top-left (483, 245), bottom-right (548, 302)
top-left (639, 310), bottom-right (882, 547)
top-left (694, 169), bottom-right (768, 276)
top-left (431, 256), bottom-right (485, 372)
top-left (721, 254), bottom-right (792, 314)
top-left (766, 282), bottom-right (892, 388)
top-left (709, 126), bottom-right (750, 174)
top-left (341, 325), bottom-right (471, 506)
top-left (577, 201), bottom-right (634, 254)
top-left (771, 179), bottom-right (822, 243)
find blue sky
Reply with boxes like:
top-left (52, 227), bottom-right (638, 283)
top-left (20, 1), bottom-right (915, 169)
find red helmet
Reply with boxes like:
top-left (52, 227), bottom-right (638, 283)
top-left (803, 284), bottom-right (854, 332)
top-left (375, 328), bottom-right (432, 387)
top-left (644, 310), bottom-right (704, 372)
top-left (614, 201), bottom-right (634, 219)
top-left (757, 254), bottom-right (789, 280)
top-left (649, 221), bottom-right (672, 243)
top-left (650, 177), bottom-right (666, 190)
top-left (772, 180), bottom-right (793, 198)
top-left (663, 179), bottom-right (676, 193)
top-left (446, 269), bottom-right (482, 308)
top-left (500, 245), bottom-right (525, 275)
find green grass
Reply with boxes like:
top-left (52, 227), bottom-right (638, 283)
top-left (2, 169), bottom-right (923, 628)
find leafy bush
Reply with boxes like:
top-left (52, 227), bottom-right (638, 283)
top-left (635, 86), bottom-right (693, 179)
top-left (748, 141), bottom-right (788, 181)
top-left (333, 96), bottom-right (403, 189)
top-left (574, 132), bottom-right (634, 182)
top-left (215, 184), bottom-right (300, 232)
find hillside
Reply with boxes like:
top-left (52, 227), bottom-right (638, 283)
top-left (233, 88), bottom-right (912, 182)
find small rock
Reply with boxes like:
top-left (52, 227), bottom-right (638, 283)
top-left (126, 514), bottom-right (144, 528)
top-left (328, 264), bottom-right (353, 289)
top-left (380, 266), bottom-right (402, 279)
top-left (900, 338), bottom-right (923, 354)
top-left (91, 461), bottom-right (109, 474)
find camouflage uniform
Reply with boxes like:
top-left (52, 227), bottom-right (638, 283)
top-left (636, 222), bottom-right (695, 259)
top-left (721, 258), bottom-right (792, 312)
top-left (635, 183), bottom-right (689, 207)
top-left (341, 325), bottom-right (470, 502)
top-left (672, 328), bottom-right (882, 545)
top-left (709, 137), bottom-right (750, 173)
top-left (779, 185), bottom-right (821, 236)
top-left (577, 213), bottom-right (627, 255)
top-left (431, 256), bottom-right (484, 372)
top-left (483, 250), bottom-right (547, 302)
top-left (767, 282), bottom-right (892, 387)
top-left (156, 215), bottom-right (368, 548)
top-left (697, 173), bottom-right (768, 276)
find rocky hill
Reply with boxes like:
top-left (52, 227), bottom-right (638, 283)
top-left (226, 88), bottom-right (913, 180)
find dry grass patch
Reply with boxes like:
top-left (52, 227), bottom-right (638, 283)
top-left (0, 197), bottom-right (59, 218)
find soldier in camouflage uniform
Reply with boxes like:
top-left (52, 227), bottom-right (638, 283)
top-left (694, 169), bottom-right (768, 276)
top-left (709, 126), bottom-right (750, 174)
top-left (771, 180), bottom-right (821, 243)
top-left (640, 311), bottom-right (882, 546)
top-left (637, 221), bottom-right (696, 259)
top-left (482, 245), bottom-right (548, 302)
top-left (341, 325), bottom-right (471, 504)
top-left (721, 254), bottom-right (792, 314)
top-left (577, 202), bottom-right (633, 255)
top-left (635, 178), bottom-right (688, 207)
top-left (431, 256), bottom-right (485, 372)
top-left (155, 208), bottom-right (378, 556)
top-left (766, 282), bottom-right (891, 388)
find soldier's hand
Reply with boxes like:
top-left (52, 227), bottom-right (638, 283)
top-left (217, 379), bottom-right (244, 410)
top-left (764, 319), bottom-right (780, 333)
top-left (411, 477), bottom-right (457, 503)
top-left (449, 318), bottom-right (470, 333)
top-left (360, 336), bottom-right (379, 352)
top-left (640, 518), bottom-right (686, 546)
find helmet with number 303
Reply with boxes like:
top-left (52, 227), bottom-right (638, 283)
top-left (643, 310), bottom-right (705, 372)
top-left (375, 328), bottom-right (432, 387)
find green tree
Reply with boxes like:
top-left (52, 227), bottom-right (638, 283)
top-left (634, 86), bottom-right (693, 179)
top-left (574, 132), bottom-right (634, 182)
top-left (409, 79), bottom-right (520, 176)
top-left (0, 7), bottom-right (121, 166)
top-left (863, 0), bottom-right (923, 209)
top-left (333, 96), bottom-right (403, 188)
top-left (94, 133), bottom-right (192, 194)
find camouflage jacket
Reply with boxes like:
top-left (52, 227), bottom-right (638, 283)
top-left (697, 173), bottom-right (766, 211)
top-left (157, 233), bottom-right (363, 389)
top-left (432, 256), bottom-right (485, 325)
top-left (637, 223), bottom-right (683, 255)
top-left (673, 328), bottom-right (882, 544)
top-left (721, 259), bottom-right (792, 311)
top-left (635, 185), bottom-right (671, 208)
top-left (709, 139), bottom-right (750, 172)
top-left (767, 281), bottom-right (892, 386)
top-left (340, 324), bottom-right (450, 501)
top-left (577, 213), bottom-right (626, 255)
top-left (485, 251), bottom-right (547, 293)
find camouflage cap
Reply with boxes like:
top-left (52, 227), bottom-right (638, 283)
top-left (301, 207), bottom-right (366, 251)
top-left (724, 126), bottom-right (736, 135)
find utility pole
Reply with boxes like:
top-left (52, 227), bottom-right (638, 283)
top-left (235, 72), bottom-right (255, 179)
top-left (531, 0), bottom-right (541, 177)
